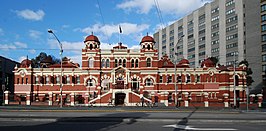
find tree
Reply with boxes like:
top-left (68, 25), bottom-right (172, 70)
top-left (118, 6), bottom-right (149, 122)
top-left (31, 52), bottom-right (60, 68)
top-left (239, 59), bottom-right (254, 86)
top-left (209, 57), bottom-right (219, 66)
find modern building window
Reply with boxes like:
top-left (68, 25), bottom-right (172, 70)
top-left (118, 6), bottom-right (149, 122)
top-left (211, 16), bottom-right (219, 22)
top-left (211, 48), bottom-right (219, 53)
top-left (226, 25), bottom-right (238, 32)
top-left (211, 7), bottom-right (219, 14)
top-left (226, 0), bottom-right (234, 7)
top-left (188, 47), bottom-right (195, 52)
top-left (199, 44), bottom-right (205, 49)
top-left (211, 31), bottom-right (219, 37)
top-left (211, 23), bottom-right (219, 29)
top-left (199, 51), bottom-right (206, 56)
top-left (263, 65), bottom-right (266, 72)
top-left (145, 78), bottom-right (153, 86)
top-left (262, 14), bottom-right (266, 22)
top-left (226, 9), bottom-right (235, 15)
top-left (262, 4), bottom-right (266, 12)
top-left (226, 43), bottom-right (238, 49)
top-left (88, 58), bottom-right (94, 68)
top-left (147, 58), bottom-right (151, 67)
top-left (226, 34), bottom-right (238, 41)
top-left (263, 55), bottom-right (266, 62)
top-left (262, 24), bottom-right (266, 32)
top-left (262, 35), bottom-right (266, 42)
top-left (226, 16), bottom-right (237, 23)
top-left (211, 40), bottom-right (219, 45)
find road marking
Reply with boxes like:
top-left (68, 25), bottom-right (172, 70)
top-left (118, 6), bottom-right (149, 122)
top-left (163, 124), bottom-right (237, 130)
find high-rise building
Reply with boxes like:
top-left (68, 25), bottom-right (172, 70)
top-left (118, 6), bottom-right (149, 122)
top-left (154, 0), bottom-right (261, 91)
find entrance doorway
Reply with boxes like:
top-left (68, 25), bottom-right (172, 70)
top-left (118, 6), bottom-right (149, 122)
top-left (115, 93), bottom-right (126, 105)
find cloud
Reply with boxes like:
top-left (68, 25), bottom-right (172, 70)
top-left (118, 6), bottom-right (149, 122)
top-left (0, 41), bottom-right (27, 51)
top-left (29, 30), bottom-right (42, 39)
top-left (29, 49), bottom-right (36, 54)
top-left (19, 56), bottom-right (27, 62)
top-left (15, 9), bottom-right (45, 21)
top-left (117, 0), bottom-right (210, 15)
top-left (78, 23), bottom-right (149, 38)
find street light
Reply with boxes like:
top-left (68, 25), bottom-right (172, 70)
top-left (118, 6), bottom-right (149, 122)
top-left (174, 35), bottom-right (184, 107)
top-left (48, 29), bottom-right (63, 108)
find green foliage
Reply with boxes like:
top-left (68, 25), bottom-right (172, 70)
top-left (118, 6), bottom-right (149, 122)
top-left (239, 59), bottom-right (253, 86)
top-left (31, 52), bottom-right (60, 68)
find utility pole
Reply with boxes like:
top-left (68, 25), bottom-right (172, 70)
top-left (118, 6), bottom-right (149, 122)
top-left (233, 52), bottom-right (237, 109)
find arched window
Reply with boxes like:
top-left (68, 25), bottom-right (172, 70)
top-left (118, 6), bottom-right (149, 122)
top-left (89, 44), bottom-right (93, 50)
top-left (135, 59), bottom-right (139, 67)
top-left (147, 58), bottom-right (151, 67)
top-left (145, 78), bottom-right (153, 86)
top-left (131, 59), bottom-right (134, 68)
top-left (88, 58), bottom-right (94, 68)
top-left (123, 59), bottom-right (126, 67)
top-left (101, 59), bottom-right (105, 68)
top-left (106, 59), bottom-right (110, 67)
top-left (119, 59), bottom-right (122, 66)
top-left (235, 75), bottom-right (239, 86)
top-left (87, 79), bottom-right (95, 86)
top-left (147, 44), bottom-right (151, 50)
top-left (142, 45), bottom-right (145, 49)
top-left (186, 74), bottom-right (191, 83)
top-left (115, 59), bottom-right (118, 67)
top-left (132, 78), bottom-right (139, 91)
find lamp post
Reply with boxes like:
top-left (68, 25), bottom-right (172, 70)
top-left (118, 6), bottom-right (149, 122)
top-left (174, 35), bottom-right (184, 107)
top-left (48, 29), bottom-right (63, 108)
top-left (233, 51), bottom-right (237, 109)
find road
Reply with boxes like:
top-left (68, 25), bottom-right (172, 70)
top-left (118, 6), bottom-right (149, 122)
top-left (0, 107), bottom-right (266, 131)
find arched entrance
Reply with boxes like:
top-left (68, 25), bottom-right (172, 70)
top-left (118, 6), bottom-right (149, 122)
top-left (115, 93), bottom-right (126, 105)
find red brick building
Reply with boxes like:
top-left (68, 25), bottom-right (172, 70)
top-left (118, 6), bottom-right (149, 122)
top-left (10, 34), bottom-right (262, 107)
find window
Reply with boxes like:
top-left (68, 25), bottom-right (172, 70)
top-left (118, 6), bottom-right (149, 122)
top-left (167, 76), bottom-right (172, 83)
top-left (106, 59), bottom-right (110, 67)
top-left (188, 47), bottom-right (195, 52)
top-left (199, 37), bottom-right (205, 41)
top-left (226, 0), bottom-right (234, 7)
top-left (199, 29), bottom-right (205, 35)
top-left (177, 76), bottom-right (182, 83)
top-left (199, 44), bottom-right (205, 49)
top-left (186, 75), bottom-right (191, 83)
top-left (46, 76), bottom-right (49, 84)
top-left (87, 79), bottom-right (95, 86)
top-left (211, 16), bottom-right (219, 22)
top-left (211, 7), bottom-right (219, 14)
top-left (226, 43), bottom-right (238, 49)
top-left (101, 59), bottom-right (105, 68)
top-left (226, 25), bottom-right (238, 32)
top-left (211, 31), bottom-right (219, 37)
top-left (76, 76), bottom-right (80, 84)
top-left (226, 16), bottom-right (237, 23)
top-left (115, 59), bottom-right (118, 67)
top-left (263, 44), bottom-right (266, 52)
top-left (262, 35), bottom-right (266, 42)
top-left (226, 9), bottom-right (235, 15)
top-left (26, 78), bottom-right (28, 84)
top-left (145, 78), bottom-right (153, 86)
top-left (263, 55), bottom-right (266, 62)
top-left (119, 59), bottom-right (122, 66)
top-left (131, 59), bottom-right (134, 68)
top-left (262, 24), bottom-right (266, 32)
top-left (226, 34), bottom-right (238, 41)
top-left (72, 76), bottom-right (76, 84)
top-left (56, 76), bottom-right (60, 84)
top-left (66, 76), bottom-right (70, 84)
top-left (88, 58), bottom-right (94, 68)
top-left (123, 59), bottom-right (126, 67)
top-left (263, 65), bottom-right (266, 72)
top-left (211, 24), bottom-right (219, 29)
top-left (211, 48), bottom-right (219, 53)
top-left (159, 76), bottom-right (163, 83)
top-left (17, 78), bottom-right (20, 84)
top-left (135, 59), bottom-right (139, 67)
top-left (262, 4), bottom-right (266, 12)
top-left (101, 79), bottom-right (109, 90)
top-left (35, 77), bottom-right (39, 84)
top-left (196, 75), bottom-right (200, 83)
top-left (199, 51), bottom-right (205, 56)
top-left (147, 58), bottom-right (151, 67)
top-left (188, 34), bottom-right (194, 39)
top-left (21, 78), bottom-right (24, 84)
top-left (211, 40), bottom-right (219, 45)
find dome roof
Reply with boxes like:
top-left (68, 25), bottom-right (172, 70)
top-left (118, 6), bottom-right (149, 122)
top-left (140, 35), bottom-right (155, 43)
top-left (20, 59), bottom-right (32, 68)
top-left (41, 56), bottom-right (52, 63)
top-left (179, 59), bottom-right (189, 65)
top-left (201, 58), bottom-right (215, 68)
top-left (84, 34), bottom-right (100, 43)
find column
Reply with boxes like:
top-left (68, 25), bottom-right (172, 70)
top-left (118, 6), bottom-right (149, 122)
top-left (203, 92), bottom-right (209, 107)
top-left (223, 93), bottom-right (229, 108)
top-left (26, 93), bottom-right (31, 105)
top-left (4, 91), bottom-right (10, 105)
top-left (48, 92), bottom-right (53, 106)
top-left (184, 92), bottom-right (189, 107)
top-left (257, 94), bottom-right (263, 108)
top-left (84, 92), bottom-right (89, 106)
top-left (70, 92), bottom-right (75, 106)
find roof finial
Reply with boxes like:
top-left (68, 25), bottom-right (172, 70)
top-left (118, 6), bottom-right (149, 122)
top-left (147, 32), bottom-right (149, 36)
top-left (27, 55), bottom-right (28, 60)
top-left (91, 32), bottom-right (93, 35)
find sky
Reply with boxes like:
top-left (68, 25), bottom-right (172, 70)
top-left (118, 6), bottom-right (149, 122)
top-left (0, 0), bottom-right (212, 65)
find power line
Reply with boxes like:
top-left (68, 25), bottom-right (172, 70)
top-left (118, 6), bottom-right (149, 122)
top-left (96, 0), bottom-right (111, 45)
top-left (154, 0), bottom-right (165, 29)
